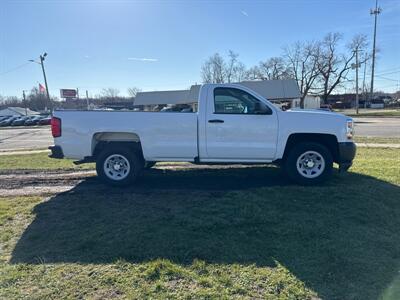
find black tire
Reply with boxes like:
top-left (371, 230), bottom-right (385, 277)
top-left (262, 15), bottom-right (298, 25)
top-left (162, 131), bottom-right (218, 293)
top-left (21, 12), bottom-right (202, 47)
top-left (144, 161), bottom-right (156, 169)
top-left (96, 145), bottom-right (143, 186)
top-left (284, 142), bottom-right (333, 185)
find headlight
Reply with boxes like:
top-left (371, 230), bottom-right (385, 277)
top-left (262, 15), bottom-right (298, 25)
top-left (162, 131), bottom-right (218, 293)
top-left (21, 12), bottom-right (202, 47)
top-left (346, 119), bottom-right (354, 139)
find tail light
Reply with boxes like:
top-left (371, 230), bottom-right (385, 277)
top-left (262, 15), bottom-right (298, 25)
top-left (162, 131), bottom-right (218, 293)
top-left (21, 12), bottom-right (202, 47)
top-left (51, 117), bottom-right (61, 138)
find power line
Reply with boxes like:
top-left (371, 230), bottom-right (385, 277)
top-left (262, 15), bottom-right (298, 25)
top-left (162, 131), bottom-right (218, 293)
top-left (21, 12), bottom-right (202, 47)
top-left (0, 62), bottom-right (30, 76)
top-left (375, 70), bottom-right (400, 76)
top-left (375, 75), bottom-right (399, 81)
top-left (375, 84), bottom-right (399, 88)
top-left (365, 70), bottom-right (400, 77)
top-left (375, 67), bottom-right (400, 74)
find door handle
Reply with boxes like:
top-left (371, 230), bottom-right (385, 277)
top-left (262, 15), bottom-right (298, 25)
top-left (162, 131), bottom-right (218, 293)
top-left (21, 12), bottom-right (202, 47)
top-left (208, 119), bottom-right (224, 123)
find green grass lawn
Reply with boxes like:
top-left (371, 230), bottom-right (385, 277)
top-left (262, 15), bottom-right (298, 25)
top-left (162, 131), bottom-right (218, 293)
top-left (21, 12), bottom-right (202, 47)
top-left (0, 152), bottom-right (94, 170)
top-left (0, 148), bottom-right (400, 299)
top-left (340, 109), bottom-right (400, 117)
top-left (354, 136), bottom-right (400, 145)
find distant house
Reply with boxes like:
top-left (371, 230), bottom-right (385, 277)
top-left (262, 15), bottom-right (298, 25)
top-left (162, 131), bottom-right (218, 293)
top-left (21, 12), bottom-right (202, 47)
top-left (0, 107), bottom-right (39, 117)
top-left (292, 96), bottom-right (321, 109)
top-left (326, 94), bottom-right (355, 109)
top-left (370, 99), bottom-right (385, 109)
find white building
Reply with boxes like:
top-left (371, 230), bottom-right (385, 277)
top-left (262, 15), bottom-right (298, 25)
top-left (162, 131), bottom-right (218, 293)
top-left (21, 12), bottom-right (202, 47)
top-left (292, 96), bottom-right (321, 109)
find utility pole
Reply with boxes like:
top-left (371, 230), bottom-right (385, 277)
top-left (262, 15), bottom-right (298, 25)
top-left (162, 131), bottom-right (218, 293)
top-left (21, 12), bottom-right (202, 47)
top-left (362, 53), bottom-right (367, 108)
top-left (352, 49), bottom-right (360, 114)
top-left (22, 90), bottom-right (28, 116)
top-left (370, 0), bottom-right (381, 103)
top-left (30, 52), bottom-right (50, 112)
top-left (39, 53), bottom-right (50, 112)
top-left (86, 90), bottom-right (90, 110)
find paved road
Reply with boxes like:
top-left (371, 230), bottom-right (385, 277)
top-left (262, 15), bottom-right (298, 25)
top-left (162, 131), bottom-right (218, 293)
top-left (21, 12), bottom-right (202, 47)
top-left (0, 126), bottom-right (53, 151)
top-left (0, 117), bottom-right (398, 151)
top-left (353, 117), bottom-right (400, 138)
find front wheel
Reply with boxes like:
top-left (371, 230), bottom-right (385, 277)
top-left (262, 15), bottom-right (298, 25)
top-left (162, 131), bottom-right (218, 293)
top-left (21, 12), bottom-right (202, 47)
top-left (284, 142), bottom-right (333, 185)
top-left (96, 146), bottom-right (143, 186)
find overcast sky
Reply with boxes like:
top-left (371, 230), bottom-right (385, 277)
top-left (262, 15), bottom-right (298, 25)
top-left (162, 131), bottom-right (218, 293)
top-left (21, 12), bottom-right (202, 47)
top-left (0, 0), bottom-right (399, 98)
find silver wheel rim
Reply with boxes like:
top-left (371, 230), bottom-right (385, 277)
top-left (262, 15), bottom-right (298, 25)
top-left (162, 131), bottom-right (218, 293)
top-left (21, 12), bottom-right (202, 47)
top-left (296, 150), bottom-right (325, 179)
top-left (103, 154), bottom-right (131, 181)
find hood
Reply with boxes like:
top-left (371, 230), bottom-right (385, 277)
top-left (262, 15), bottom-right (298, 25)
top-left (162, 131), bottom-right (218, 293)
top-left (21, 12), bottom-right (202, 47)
top-left (285, 108), bottom-right (349, 119)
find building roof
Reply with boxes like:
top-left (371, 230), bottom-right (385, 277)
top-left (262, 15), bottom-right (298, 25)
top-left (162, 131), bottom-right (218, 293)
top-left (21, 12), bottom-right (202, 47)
top-left (237, 79), bottom-right (300, 100)
top-left (0, 107), bottom-right (39, 116)
top-left (134, 79), bottom-right (300, 105)
top-left (134, 90), bottom-right (190, 105)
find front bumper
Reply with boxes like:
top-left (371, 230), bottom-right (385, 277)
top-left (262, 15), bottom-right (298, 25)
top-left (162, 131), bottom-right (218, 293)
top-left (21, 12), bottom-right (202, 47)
top-left (48, 145), bottom-right (64, 159)
top-left (338, 142), bottom-right (356, 171)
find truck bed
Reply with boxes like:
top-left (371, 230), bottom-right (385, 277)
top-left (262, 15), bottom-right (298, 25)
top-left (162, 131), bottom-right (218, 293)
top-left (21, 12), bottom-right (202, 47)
top-left (54, 110), bottom-right (198, 160)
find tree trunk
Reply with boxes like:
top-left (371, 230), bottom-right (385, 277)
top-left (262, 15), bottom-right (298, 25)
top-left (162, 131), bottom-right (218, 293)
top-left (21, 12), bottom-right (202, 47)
top-left (322, 93), bottom-right (328, 105)
top-left (300, 96), bottom-right (305, 109)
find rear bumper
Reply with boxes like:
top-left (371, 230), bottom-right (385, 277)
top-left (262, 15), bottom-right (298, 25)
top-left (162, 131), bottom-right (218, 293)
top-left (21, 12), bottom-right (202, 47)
top-left (48, 145), bottom-right (64, 159)
top-left (338, 142), bottom-right (356, 171)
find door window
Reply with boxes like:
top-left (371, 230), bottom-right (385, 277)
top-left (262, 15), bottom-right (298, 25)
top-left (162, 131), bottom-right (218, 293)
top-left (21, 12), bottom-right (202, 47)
top-left (213, 87), bottom-right (271, 115)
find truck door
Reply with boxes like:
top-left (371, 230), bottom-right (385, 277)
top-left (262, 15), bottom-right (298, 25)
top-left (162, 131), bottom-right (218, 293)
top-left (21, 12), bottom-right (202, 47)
top-left (205, 86), bottom-right (278, 160)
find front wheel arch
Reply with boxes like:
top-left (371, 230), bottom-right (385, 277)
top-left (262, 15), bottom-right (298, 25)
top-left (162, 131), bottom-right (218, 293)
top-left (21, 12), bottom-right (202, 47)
top-left (282, 133), bottom-right (339, 163)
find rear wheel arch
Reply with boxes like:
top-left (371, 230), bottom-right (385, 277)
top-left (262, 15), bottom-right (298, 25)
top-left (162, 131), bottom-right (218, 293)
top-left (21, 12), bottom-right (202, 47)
top-left (92, 132), bottom-right (144, 160)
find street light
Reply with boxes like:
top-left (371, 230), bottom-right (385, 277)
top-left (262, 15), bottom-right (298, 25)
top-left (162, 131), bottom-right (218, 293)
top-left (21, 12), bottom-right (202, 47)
top-left (29, 52), bottom-right (50, 112)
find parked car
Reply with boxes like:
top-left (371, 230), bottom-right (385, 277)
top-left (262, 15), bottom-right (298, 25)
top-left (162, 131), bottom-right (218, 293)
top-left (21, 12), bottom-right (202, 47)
top-left (0, 116), bottom-right (20, 127)
top-left (11, 116), bottom-right (30, 126)
top-left (0, 115), bottom-right (12, 122)
top-left (50, 83), bottom-right (356, 186)
top-left (25, 115), bottom-right (44, 126)
top-left (319, 104), bottom-right (332, 111)
top-left (38, 116), bottom-right (51, 125)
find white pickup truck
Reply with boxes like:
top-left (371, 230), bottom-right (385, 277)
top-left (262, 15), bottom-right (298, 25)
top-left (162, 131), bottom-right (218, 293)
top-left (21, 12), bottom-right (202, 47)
top-left (49, 83), bottom-right (356, 186)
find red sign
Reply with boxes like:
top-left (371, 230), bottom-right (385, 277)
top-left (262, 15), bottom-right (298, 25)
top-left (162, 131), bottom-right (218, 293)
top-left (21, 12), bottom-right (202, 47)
top-left (60, 89), bottom-right (77, 98)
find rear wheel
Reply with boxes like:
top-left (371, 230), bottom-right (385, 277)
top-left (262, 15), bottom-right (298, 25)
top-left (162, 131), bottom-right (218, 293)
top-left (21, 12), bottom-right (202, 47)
top-left (96, 146), bottom-right (143, 186)
top-left (284, 142), bottom-right (333, 185)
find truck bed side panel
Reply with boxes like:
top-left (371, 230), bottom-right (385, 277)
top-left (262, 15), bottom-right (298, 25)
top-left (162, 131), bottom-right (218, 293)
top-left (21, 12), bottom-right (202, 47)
top-left (54, 111), bottom-right (198, 161)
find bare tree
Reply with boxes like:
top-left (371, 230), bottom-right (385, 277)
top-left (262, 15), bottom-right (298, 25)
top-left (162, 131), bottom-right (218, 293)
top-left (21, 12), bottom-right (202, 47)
top-left (201, 53), bottom-right (226, 83)
top-left (0, 96), bottom-right (21, 109)
top-left (225, 50), bottom-right (246, 82)
top-left (316, 33), bottom-right (369, 103)
top-left (258, 57), bottom-right (290, 80)
top-left (100, 88), bottom-right (120, 99)
top-left (201, 51), bottom-right (246, 84)
top-left (225, 50), bottom-right (238, 83)
top-left (28, 87), bottom-right (52, 110)
top-left (284, 41), bottom-right (321, 108)
top-left (127, 87), bottom-right (141, 98)
top-left (232, 60), bottom-right (247, 82)
top-left (245, 66), bottom-right (261, 80)
top-left (199, 34), bottom-right (370, 108)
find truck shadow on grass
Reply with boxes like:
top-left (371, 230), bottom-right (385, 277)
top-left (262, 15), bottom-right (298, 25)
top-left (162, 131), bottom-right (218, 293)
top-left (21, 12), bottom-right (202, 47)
top-left (10, 166), bottom-right (400, 299)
